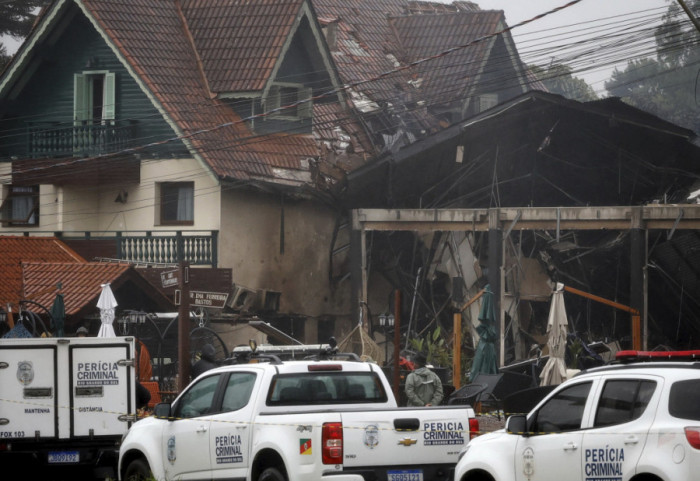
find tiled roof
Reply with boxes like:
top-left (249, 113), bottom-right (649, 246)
top-left (0, 236), bottom-right (85, 306)
top-left (389, 11), bottom-right (504, 103)
top-left (21, 262), bottom-right (132, 316)
top-left (74, 0), bottom-right (536, 184)
top-left (180, 0), bottom-right (303, 94)
top-left (82, 0), bottom-right (318, 183)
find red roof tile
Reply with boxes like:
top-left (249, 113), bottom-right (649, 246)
top-left (21, 262), bottom-right (132, 316)
top-left (0, 236), bottom-right (85, 306)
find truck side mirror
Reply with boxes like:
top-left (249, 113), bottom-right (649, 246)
top-left (153, 402), bottom-right (173, 421)
top-left (506, 415), bottom-right (529, 436)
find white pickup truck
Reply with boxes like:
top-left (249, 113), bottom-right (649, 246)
top-left (118, 343), bottom-right (477, 481)
top-left (0, 336), bottom-right (137, 479)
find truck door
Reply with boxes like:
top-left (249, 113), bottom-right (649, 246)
top-left (208, 371), bottom-right (258, 479)
top-left (514, 380), bottom-right (594, 481)
top-left (70, 342), bottom-right (134, 437)
top-left (162, 373), bottom-right (221, 480)
top-left (581, 377), bottom-right (659, 480)
top-left (0, 344), bottom-right (57, 440)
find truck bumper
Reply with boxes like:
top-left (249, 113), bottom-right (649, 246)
top-left (0, 441), bottom-right (119, 478)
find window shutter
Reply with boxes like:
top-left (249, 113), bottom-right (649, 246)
top-left (102, 72), bottom-right (116, 121)
top-left (297, 87), bottom-right (313, 119)
top-left (73, 74), bottom-right (88, 123)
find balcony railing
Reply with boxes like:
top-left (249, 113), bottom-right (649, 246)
top-left (116, 231), bottom-right (218, 266)
top-left (27, 120), bottom-right (138, 158)
top-left (9, 231), bottom-right (219, 267)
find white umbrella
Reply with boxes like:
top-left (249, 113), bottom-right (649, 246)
top-left (97, 283), bottom-right (118, 338)
top-left (539, 283), bottom-right (569, 386)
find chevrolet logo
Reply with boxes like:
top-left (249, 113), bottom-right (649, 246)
top-left (398, 438), bottom-right (417, 446)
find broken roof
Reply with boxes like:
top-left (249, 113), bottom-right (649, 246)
top-left (4, 0), bottom-right (538, 188)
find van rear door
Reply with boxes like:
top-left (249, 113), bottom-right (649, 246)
top-left (0, 343), bottom-right (57, 440)
top-left (70, 341), bottom-right (134, 437)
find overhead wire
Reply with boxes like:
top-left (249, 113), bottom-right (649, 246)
top-left (0, 0), bottom-right (696, 222)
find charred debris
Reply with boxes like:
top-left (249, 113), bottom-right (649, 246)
top-left (343, 92), bottom-right (700, 366)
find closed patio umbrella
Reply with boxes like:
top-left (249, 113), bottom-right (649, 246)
top-left (97, 283), bottom-right (117, 338)
top-left (539, 283), bottom-right (569, 386)
top-left (469, 285), bottom-right (498, 382)
top-left (50, 293), bottom-right (66, 337)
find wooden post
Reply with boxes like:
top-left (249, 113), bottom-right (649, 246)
top-left (177, 262), bottom-right (190, 392)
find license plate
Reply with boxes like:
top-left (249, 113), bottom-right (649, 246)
top-left (387, 469), bottom-right (423, 481)
top-left (48, 450), bottom-right (80, 463)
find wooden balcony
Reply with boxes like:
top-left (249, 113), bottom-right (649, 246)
top-left (12, 120), bottom-right (141, 186)
top-left (27, 120), bottom-right (138, 158)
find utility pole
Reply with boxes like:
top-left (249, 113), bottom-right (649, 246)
top-left (177, 261), bottom-right (190, 392)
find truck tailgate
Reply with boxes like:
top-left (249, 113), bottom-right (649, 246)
top-left (340, 407), bottom-right (469, 467)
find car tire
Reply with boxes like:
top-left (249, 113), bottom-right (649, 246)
top-left (124, 457), bottom-right (152, 481)
top-left (258, 466), bottom-right (286, 481)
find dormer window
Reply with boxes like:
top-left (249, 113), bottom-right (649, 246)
top-left (265, 83), bottom-right (313, 120)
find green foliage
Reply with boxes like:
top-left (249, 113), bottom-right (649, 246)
top-left (0, 1), bottom-right (47, 70)
top-left (530, 63), bottom-right (598, 102)
top-left (408, 325), bottom-right (451, 368)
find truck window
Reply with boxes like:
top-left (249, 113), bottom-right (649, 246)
top-left (594, 380), bottom-right (656, 427)
top-left (174, 374), bottom-right (220, 418)
top-left (267, 372), bottom-right (388, 405)
top-left (221, 372), bottom-right (257, 412)
top-left (531, 381), bottom-right (591, 434)
top-left (669, 379), bottom-right (700, 421)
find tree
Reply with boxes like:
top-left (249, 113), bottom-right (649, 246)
top-left (0, 2), bottom-right (46, 70)
top-left (605, 0), bottom-right (700, 134)
top-left (530, 63), bottom-right (598, 102)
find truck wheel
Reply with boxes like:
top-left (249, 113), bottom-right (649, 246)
top-left (259, 466), bottom-right (286, 481)
top-left (124, 458), bottom-right (152, 481)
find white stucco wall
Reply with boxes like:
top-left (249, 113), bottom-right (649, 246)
top-left (0, 157), bottom-right (221, 234)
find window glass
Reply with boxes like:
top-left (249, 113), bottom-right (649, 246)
top-left (669, 379), bottom-right (700, 421)
top-left (221, 372), bottom-right (256, 412)
top-left (174, 374), bottom-right (219, 418)
top-left (267, 372), bottom-right (388, 405)
top-left (532, 382), bottom-right (591, 433)
top-left (0, 186), bottom-right (39, 226)
top-left (161, 182), bottom-right (194, 224)
top-left (594, 380), bottom-right (656, 427)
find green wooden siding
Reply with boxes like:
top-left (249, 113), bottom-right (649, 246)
top-left (0, 6), bottom-right (186, 161)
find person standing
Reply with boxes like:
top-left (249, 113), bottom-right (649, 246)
top-left (191, 343), bottom-right (218, 379)
top-left (405, 352), bottom-right (444, 406)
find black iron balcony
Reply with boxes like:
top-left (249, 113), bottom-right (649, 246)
top-left (27, 119), bottom-right (138, 158)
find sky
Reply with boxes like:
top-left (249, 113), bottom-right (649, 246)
top-left (471, 0), bottom-right (674, 94)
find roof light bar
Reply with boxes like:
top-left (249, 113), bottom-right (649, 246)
top-left (616, 350), bottom-right (700, 362)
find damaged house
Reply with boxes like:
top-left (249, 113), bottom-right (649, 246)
top-left (0, 0), bottom-right (540, 352)
top-left (2, 0), bottom-right (698, 378)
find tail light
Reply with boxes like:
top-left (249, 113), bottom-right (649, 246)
top-left (322, 422), bottom-right (343, 464)
top-left (685, 427), bottom-right (700, 449)
top-left (469, 418), bottom-right (480, 440)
